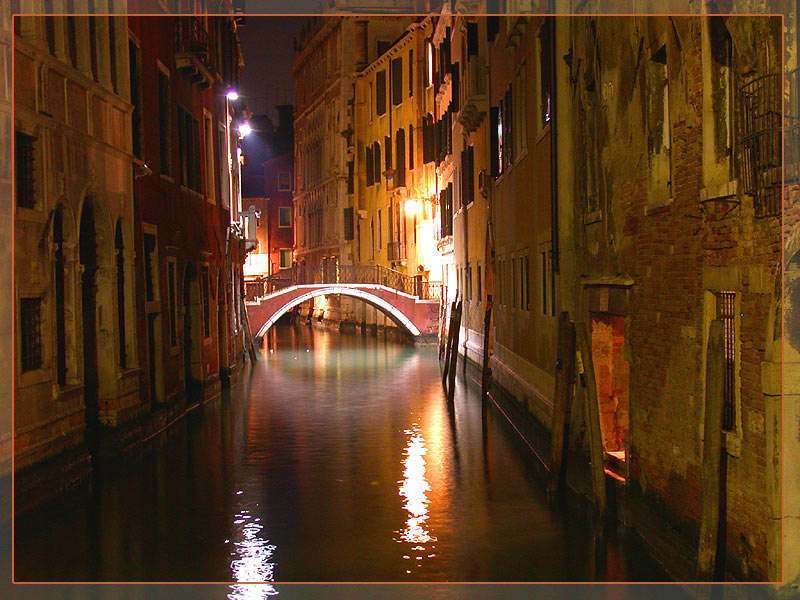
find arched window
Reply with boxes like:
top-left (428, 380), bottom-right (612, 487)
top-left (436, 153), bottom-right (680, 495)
top-left (54, 206), bottom-right (67, 386)
top-left (115, 220), bottom-right (126, 369)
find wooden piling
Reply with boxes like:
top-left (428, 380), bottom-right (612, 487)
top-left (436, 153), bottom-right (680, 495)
top-left (697, 319), bottom-right (726, 581)
top-left (447, 300), bottom-right (463, 402)
top-left (442, 300), bottom-right (457, 387)
top-left (576, 322), bottom-right (606, 524)
top-left (549, 312), bottom-right (576, 497)
top-left (480, 299), bottom-right (493, 401)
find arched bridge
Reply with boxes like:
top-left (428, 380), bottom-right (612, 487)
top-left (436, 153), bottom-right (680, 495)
top-left (245, 265), bottom-right (443, 343)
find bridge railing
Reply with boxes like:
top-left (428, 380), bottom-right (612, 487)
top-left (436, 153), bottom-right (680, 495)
top-left (246, 265), bottom-right (443, 301)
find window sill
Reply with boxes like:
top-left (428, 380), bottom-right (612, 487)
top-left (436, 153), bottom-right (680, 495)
top-left (15, 206), bottom-right (47, 223)
top-left (699, 179), bottom-right (738, 202)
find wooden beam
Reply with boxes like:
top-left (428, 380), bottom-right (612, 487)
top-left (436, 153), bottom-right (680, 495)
top-left (442, 300), bottom-right (457, 387)
top-left (447, 300), bottom-right (463, 402)
top-left (576, 321), bottom-right (607, 522)
top-left (697, 318), bottom-right (726, 580)
top-left (549, 311), bottom-right (576, 498)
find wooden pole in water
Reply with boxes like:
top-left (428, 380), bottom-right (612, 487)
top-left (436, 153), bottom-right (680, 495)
top-left (447, 300), bottom-right (463, 402)
top-left (480, 298), bottom-right (493, 401)
top-left (576, 321), bottom-right (607, 524)
top-left (549, 311), bottom-right (576, 498)
top-left (442, 300), bottom-right (457, 387)
top-left (697, 319), bottom-right (726, 580)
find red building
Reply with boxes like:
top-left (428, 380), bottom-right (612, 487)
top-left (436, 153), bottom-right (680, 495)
top-left (128, 13), bottom-right (249, 413)
top-left (243, 105), bottom-right (294, 280)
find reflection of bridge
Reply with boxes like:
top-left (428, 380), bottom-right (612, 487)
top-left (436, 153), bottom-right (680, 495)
top-left (245, 265), bottom-right (443, 343)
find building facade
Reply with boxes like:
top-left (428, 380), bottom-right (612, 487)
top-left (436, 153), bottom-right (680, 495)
top-left (12, 7), bottom-right (248, 513)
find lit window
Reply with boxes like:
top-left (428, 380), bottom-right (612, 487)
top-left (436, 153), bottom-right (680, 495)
top-left (279, 249), bottom-right (292, 269)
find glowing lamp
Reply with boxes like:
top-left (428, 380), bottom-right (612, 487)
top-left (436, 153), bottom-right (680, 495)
top-left (405, 199), bottom-right (420, 215)
top-left (238, 122), bottom-right (252, 138)
top-left (226, 90), bottom-right (239, 101)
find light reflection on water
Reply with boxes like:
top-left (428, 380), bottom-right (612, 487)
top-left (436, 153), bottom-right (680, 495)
top-left (14, 324), bottom-right (675, 583)
top-left (395, 424), bottom-right (437, 573)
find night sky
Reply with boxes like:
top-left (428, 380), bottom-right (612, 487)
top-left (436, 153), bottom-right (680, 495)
top-left (237, 16), bottom-right (306, 122)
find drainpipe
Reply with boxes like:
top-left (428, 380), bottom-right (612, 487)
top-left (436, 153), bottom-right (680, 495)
top-left (549, 16), bottom-right (559, 321)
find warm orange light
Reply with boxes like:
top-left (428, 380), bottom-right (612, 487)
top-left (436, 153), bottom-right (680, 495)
top-left (405, 199), bottom-right (420, 215)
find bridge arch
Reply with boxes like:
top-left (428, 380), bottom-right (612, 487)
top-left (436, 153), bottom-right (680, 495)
top-left (253, 286), bottom-right (422, 339)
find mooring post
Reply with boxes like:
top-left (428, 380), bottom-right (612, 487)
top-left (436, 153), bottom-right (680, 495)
top-left (442, 299), bottom-right (457, 387)
top-left (549, 311), bottom-right (576, 499)
top-left (697, 319), bottom-right (726, 581)
top-left (447, 300), bottom-right (463, 403)
top-left (576, 322), bottom-right (607, 526)
top-left (480, 298), bottom-right (493, 401)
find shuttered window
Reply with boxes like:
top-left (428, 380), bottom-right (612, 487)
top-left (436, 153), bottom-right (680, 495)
top-left (391, 57), bottom-right (403, 106)
top-left (395, 129), bottom-right (406, 187)
top-left (376, 70), bottom-right (387, 116)
top-left (366, 145), bottom-right (374, 186)
top-left (343, 207), bottom-right (354, 241)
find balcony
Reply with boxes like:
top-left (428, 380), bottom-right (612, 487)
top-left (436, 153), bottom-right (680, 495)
top-left (175, 17), bottom-right (214, 90)
top-left (458, 55), bottom-right (488, 133)
top-left (387, 240), bottom-right (407, 263)
top-left (739, 73), bottom-right (782, 217)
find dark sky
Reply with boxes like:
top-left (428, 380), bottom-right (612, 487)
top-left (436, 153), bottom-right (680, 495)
top-left (237, 16), bottom-right (305, 123)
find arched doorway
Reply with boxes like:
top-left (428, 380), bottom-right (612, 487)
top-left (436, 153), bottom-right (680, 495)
top-left (183, 263), bottom-right (202, 400)
top-left (79, 201), bottom-right (99, 453)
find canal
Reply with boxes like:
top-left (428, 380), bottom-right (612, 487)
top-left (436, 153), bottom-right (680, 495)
top-left (14, 324), bottom-right (672, 583)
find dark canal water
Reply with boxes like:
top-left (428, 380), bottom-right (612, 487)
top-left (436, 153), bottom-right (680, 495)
top-left (14, 324), bottom-right (672, 585)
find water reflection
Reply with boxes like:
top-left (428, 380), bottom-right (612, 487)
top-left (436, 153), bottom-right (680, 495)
top-left (395, 423), bottom-right (437, 573)
top-left (228, 508), bottom-right (277, 594)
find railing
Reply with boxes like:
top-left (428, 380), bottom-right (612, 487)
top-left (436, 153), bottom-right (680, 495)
top-left (247, 265), bottom-right (443, 301)
top-left (739, 73), bottom-right (782, 217)
top-left (176, 17), bottom-right (215, 76)
top-left (387, 240), bottom-right (407, 262)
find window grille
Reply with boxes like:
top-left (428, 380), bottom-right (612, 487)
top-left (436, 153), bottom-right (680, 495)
top-left (20, 297), bottom-right (43, 372)
top-left (739, 73), bottom-right (782, 217)
top-left (15, 132), bottom-right (35, 209)
top-left (716, 291), bottom-right (736, 431)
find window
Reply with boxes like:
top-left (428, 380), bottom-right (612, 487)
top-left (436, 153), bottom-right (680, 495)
top-left (370, 217), bottom-right (375, 260)
top-left (115, 221), bottom-right (127, 369)
top-left (143, 232), bottom-right (157, 302)
top-left (521, 254), bottom-right (529, 311)
top-left (646, 44), bottom-right (672, 203)
top-left (280, 249), bottom-right (292, 268)
top-left (423, 114), bottom-right (434, 164)
top-left (716, 291), bottom-right (736, 431)
top-left (395, 129), bottom-right (406, 187)
top-left (347, 160), bottom-right (354, 194)
top-left (392, 57), bottom-right (403, 106)
top-left (158, 69), bottom-right (171, 175)
top-left (377, 40), bottom-right (391, 57)
top-left (385, 135), bottom-right (392, 172)
top-left (67, 15), bottom-right (78, 69)
top-left (709, 17), bottom-right (733, 177)
top-left (467, 22), bottom-right (479, 56)
top-left (129, 40), bottom-right (142, 158)
top-left (515, 63), bottom-right (527, 155)
top-left (108, 16), bottom-right (118, 93)
top-left (45, 17), bottom-right (55, 55)
top-left (539, 18), bottom-right (554, 126)
top-left (54, 208), bottom-right (67, 386)
top-left (178, 107), bottom-right (200, 191)
top-left (15, 131), bottom-right (36, 208)
top-left (279, 206), bottom-right (291, 228)
top-left (460, 145), bottom-right (474, 207)
top-left (366, 145), bottom-right (374, 186)
top-left (490, 106), bottom-right (501, 176)
top-left (204, 113), bottom-right (215, 201)
top-left (168, 261), bottom-right (177, 347)
top-left (409, 125), bottom-right (414, 168)
top-left (373, 141), bottom-right (381, 184)
top-left (344, 207), bottom-right (354, 241)
top-left (278, 171), bottom-right (291, 191)
top-left (408, 50), bottom-right (414, 97)
top-left (202, 266), bottom-right (210, 339)
top-left (20, 297), bottom-right (42, 372)
top-left (439, 183), bottom-right (453, 237)
top-left (426, 40), bottom-right (434, 87)
top-left (501, 87), bottom-right (514, 169)
top-left (378, 209), bottom-right (382, 248)
top-left (477, 264), bottom-right (482, 303)
top-left (376, 70), bottom-right (387, 116)
top-left (368, 81), bottom-right (373, 120)
top-left (89, 16), bottom-right (98, 82)
top-left (541, 251), bottom-right (548, 315)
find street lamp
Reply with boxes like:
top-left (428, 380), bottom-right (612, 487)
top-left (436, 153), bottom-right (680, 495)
top-left (226, 90), bottom-right (239, 101)
top-left (238, 122), bottom-right (252, 138)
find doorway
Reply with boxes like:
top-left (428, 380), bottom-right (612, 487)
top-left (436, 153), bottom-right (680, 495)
top-left (79, 202), bottom-right (99, 454)
top-left (183, 263), bottom-right (202, 401)
top-left (590, 312), bottom-right (630, 476)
